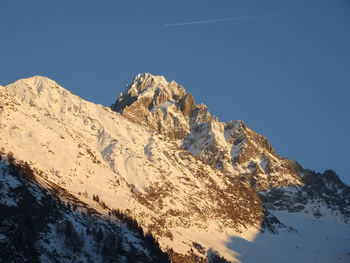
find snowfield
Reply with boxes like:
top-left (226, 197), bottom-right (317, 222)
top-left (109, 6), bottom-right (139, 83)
top-left (228, 211), bottom-right (350, 263)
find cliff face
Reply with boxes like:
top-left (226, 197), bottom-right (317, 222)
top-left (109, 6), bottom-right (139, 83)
top-left (111, 73), bottom-right (212, 140)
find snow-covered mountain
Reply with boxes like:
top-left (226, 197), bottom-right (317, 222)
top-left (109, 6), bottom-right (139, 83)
top-left (1, 74), bottom-right (349, 262)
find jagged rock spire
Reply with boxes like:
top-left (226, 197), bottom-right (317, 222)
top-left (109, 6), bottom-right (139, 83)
top-left (111, 73), bottom-right (212, 139)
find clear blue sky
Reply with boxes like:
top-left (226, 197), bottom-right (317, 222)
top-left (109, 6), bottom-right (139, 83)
top-left (1, 0), bottom-right (349, 184)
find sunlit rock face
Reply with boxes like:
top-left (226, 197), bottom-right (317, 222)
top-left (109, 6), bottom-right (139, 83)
top-left (112, 73), bottom-right (212, 140)
top-left (112, 73), bottom-right (302, 191)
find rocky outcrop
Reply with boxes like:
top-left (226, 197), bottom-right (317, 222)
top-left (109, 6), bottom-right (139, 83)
top-left (261, 169), bottom-right (350, 223)
top-left (111, 73), bottom-right (205, 140)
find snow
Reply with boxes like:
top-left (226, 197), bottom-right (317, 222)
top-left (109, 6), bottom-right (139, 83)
top-left (166, 224), bottom-right (260, 261)
top-left (1, 76), bottom-right (255, 254)
top-left (149, 100), bottom-right (175, 112)
top-left (1, 75), bottom-right (349, 262)
top-left (127, 73), bottom-right (184, 99)
top-left (163, 211), bottom-right (349, 263)
top-left (0, 233), bottom-right (6, 242)
top-left (259, 156), bottom-right (268, 170)
top-left (227, 211), bottom-right (350, 263)
top-left (230, 138), bottom-right (246, 160)
top-left (0, 160), bottom-right (21, 206)
top-left (295, 199), bottom-right (349, 224)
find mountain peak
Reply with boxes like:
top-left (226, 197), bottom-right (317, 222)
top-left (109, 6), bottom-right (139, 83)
top-left (1, 76), bottom-right (76, 116)
top-left (111, 74), bottom-right (303, 190)
top-left (7, 75), bottom-right (61, 92)
top-left (133, 72), bottom-right (168, 86)
top-left (111, 73), bottom-right (211, 139)
top-left (116, 73), bottom-right (188, 107)
top-left (4, 75), bottom-right (72, 102)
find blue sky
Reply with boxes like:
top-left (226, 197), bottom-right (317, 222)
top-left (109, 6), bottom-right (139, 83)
top-left (1, 0), bottom-right (349, 184)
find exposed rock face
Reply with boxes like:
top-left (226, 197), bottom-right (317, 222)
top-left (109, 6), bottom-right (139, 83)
top-left (261, 169), bottom-right (350, 222)
top-left (111, 73), bottom-right (212, 140)
top-left (112, 73), bottom-right (302, 191)
top-left (303, 170), bottom-right (350, 219)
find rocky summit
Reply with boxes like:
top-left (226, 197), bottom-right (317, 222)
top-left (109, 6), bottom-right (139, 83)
top-left (1, 74), bottom-right (349, 263)
top-left (112, 73), bottom-right (303, 191)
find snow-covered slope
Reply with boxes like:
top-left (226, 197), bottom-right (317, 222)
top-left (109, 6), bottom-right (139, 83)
top-left (0, 157), bottom-right (168, 263)
top-left (228, 210), bottom-right (350, 263)
top-left (1, 74), bottom-right (349, 262)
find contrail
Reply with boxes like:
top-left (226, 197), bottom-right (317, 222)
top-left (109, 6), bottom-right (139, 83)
top-left (165, 13), bottom-right (292, 27)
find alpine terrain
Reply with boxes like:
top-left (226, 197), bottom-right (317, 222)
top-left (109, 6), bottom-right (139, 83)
top-left (0, 74), bottom-right (349, 263)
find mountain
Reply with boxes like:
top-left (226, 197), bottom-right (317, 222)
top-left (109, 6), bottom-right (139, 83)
top-left (1, 74), bottom-right (349, 262)
top-left (111, 73), bottom-right (302, 191)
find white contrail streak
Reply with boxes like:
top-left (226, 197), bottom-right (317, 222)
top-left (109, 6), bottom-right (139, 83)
top-left (165, 14), bottom-right (291, 27)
